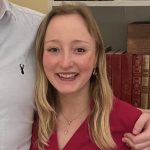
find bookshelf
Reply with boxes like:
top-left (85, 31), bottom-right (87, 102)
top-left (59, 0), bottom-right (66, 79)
top-left (50, 0), bottom-right (150, 51)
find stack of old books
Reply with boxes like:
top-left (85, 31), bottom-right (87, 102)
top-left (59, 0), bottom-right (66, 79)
top-left (106, 22), bottom-right (150, 109)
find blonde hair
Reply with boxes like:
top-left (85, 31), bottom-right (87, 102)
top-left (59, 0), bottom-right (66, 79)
top-left (35, 3), bottom-right (115, 150)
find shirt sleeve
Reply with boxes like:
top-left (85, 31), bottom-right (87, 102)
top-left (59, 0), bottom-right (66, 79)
top-left (110, 98), bottom-right (142, 150)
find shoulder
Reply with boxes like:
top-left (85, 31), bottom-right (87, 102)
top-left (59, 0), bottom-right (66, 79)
top-left (110, 97), bottom-right (142, 132)
top-left (10, 2), bottom-right (44, 18)
top-left (110, 98), bottom-right (142, 149)
top-left (10, 2), bottom-right (45, 25)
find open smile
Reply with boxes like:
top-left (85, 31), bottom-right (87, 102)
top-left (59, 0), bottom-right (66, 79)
top-left (56, 72), bottom-right (79, 81)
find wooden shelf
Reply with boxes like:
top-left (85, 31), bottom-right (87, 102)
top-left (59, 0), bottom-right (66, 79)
top-left (52, 1), bottom-right (150, 7)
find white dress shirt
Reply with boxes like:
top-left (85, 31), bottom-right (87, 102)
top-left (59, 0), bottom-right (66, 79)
top-left (0, 0), bottom-right (44, 149)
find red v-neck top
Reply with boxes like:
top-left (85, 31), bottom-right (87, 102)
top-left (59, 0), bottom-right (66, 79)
top-left (30, 98), bottom-right (142, 150)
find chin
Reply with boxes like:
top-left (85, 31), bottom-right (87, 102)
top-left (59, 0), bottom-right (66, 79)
top-left (58, 90), bottom-right (75, 95)
top-left (57, 88), bottom-right (77, 95)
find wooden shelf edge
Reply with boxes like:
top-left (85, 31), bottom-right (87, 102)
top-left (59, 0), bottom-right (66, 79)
top-left (52, 1), bottom-right (150, 7)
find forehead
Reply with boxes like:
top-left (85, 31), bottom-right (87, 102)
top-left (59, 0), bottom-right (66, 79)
top-left (48, 14), bottom-right (87, 30)
top-left (48, 13), bottom-right (87, 28)
top-left (45, 14), bottom-right (93, 41)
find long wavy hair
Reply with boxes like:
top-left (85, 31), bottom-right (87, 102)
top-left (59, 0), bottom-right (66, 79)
top-left (35, 3), bottom-right (115, 150)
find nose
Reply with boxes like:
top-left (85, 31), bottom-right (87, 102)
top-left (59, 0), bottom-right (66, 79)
top-left (60, 51), bottom-right (73, 70)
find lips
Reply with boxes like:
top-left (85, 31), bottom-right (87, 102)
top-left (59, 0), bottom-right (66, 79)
top-left (56, 72), bottom-right (78, 81)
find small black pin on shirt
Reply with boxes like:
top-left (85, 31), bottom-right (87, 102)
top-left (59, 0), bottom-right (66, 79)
top-left (20, 64), bottom-right (24, 74)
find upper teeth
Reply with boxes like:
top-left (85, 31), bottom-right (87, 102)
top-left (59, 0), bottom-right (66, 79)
top-left (58, 73), bottom-right (77, 78)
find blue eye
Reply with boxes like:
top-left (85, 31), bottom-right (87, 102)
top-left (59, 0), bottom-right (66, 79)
top-left (74, 48), bottom-right (86, 54)
top-left (47, 47), bottom-right (59, 53)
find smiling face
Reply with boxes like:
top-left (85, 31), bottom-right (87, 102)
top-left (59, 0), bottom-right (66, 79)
top-left (43, 14), bottom-right (96, 96)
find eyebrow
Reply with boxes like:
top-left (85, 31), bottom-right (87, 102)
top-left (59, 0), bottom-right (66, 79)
top-left (44, 39), bottom-right (89, 44)
top-left (44, 39), bottom-right (59, 44)
top-left (72, 40), bottom-right (89, 44)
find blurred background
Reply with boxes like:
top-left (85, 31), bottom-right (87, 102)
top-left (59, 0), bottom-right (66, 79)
top-left (9, 0), bottom-right (49, 13)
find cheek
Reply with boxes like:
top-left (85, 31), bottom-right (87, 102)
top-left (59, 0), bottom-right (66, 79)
top-left (79, 55), bottom-right (95, 73)
top-left (42, 52), bottom-right (55, 73)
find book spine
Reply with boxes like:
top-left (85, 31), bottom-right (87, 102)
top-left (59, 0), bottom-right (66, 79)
top-left (106, 53), bottom-right (112, 86)
top-left (141, 55), bottom-right (150, 109)
top-left (111, 52), bottom-right (122, 98)
top-left (132, 54), bottom-right (143, 107)
top-left (121, 53), bottom-right (133, 104)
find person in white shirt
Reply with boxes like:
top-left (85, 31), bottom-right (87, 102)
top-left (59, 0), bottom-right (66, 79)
top-left (0, 0), bottom-right (44, 149)
top-left (0, 0), bottom-right (150, 150)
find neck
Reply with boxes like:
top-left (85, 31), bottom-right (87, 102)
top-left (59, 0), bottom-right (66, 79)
top-left (61, 95), bottom-right (90, 113)
top-left (57, 88), bottom-right (91, 116)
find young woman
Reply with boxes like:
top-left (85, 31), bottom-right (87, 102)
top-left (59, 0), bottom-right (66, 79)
top-left (30, 3), bottom-right (150, 150)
